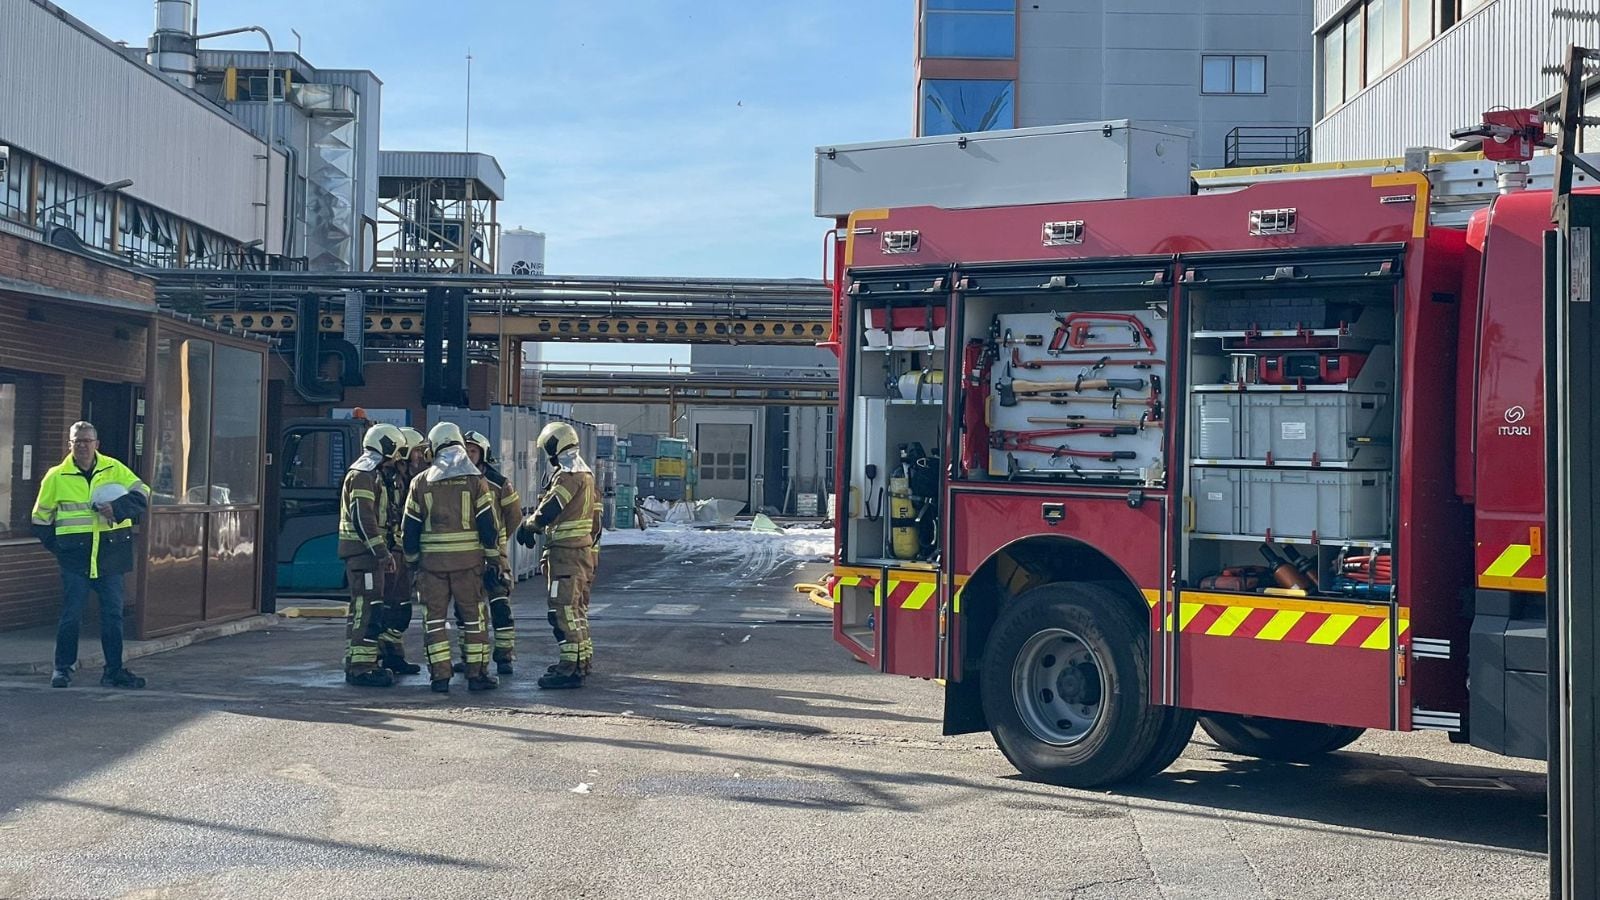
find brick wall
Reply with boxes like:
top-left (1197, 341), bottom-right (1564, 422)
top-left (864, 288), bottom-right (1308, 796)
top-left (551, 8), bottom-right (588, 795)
top-left (0, 230), bottom-right (154, 632)
top-left (0, 231), bottom-right (156, 306)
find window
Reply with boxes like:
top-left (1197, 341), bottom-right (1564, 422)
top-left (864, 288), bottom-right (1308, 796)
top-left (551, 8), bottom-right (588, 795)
top-left (1322, 26), bottom-right (1345, 112)
top-left (209, 345), bottom-right (262, 505)
top-left (1, 149), bottom-right (31, 224)
top-left (921, 79), bottom-right (1016, 135)
top-left (923, 0), bottom-right (1016, 59)
top-left (152, 338), bottom-right (214, 505)
top-left (1408, 0), bottom-right (1434, 52)
top-left (282, 429), bottom-right (344, 490)
top-left (0, 372), bottom-right (42, 538)
top-left (1344, 10), bottom-right (1362, 102)
top-left (1201, 55), bottom-right (1266, 95)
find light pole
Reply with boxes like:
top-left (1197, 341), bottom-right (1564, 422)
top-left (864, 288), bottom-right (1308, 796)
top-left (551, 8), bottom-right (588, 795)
top-left (34, 178), bottom-right (134, 227)
top-left (194, 25), bottom-right (277, 261)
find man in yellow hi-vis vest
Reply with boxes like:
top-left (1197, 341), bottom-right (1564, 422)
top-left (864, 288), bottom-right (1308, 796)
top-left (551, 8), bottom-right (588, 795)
top-left (30, 421), bottom-right (150, 689)
top-left (517, 421), bottom-right (601, 690)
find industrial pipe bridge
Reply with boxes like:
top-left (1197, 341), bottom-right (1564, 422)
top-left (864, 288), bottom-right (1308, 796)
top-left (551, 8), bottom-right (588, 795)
top-left (146, 270), bottom-right (834, 346)
top-left (536, 368), bottom-right (838, 408)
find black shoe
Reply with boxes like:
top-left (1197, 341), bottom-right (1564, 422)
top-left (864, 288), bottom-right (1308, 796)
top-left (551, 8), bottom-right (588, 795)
top-left (545, 663), bottom-right (591, 677)
top-left (468, 675), bottom-right (499, 692)
top-left (345, 669), bottom-right (395, 688)
top-left (101, 668), bottom-right (146, 689)
top-left (50, 670), bottom-right (70, 688)
top-left (452, 661), bottom-right (466, 674)
top-left (383, 656), bottom-right (422, 676)
top-left (431, 679), bottom-right (451, 694)
top-left (537, 671), bottom-right (584, 690)
top-left (496, 661), bottom-right (515, 676)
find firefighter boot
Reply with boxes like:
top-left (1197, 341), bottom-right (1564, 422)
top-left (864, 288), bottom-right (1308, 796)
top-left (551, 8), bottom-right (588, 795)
top-left (431, 678), bottom-right (451, 694)
top-left (101, 668), bottom-right (147, 689)
top-left (467, 674), bottom-right (499, 692)
top-left (537, 668), bottom-right (583, 690)
top-left (346, 669), bottom-right (395, 688)
top-left (381, 650), bottom-right (421, 676)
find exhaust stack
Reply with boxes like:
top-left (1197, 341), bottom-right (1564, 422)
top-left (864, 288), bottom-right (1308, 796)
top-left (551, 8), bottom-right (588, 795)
top-left (147, 0), bottom-right (197, 89)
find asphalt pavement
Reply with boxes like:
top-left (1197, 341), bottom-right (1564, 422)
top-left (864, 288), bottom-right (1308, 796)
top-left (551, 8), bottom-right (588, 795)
top-left (0, 535), bottom-right (1551, 899)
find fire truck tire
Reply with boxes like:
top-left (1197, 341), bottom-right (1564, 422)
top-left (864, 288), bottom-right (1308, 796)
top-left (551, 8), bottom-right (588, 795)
top-left (1197, 714), bottom-right (1365, 760)
top-left (1126, 707), bottom-right (1200, 781)
top-left (980, 582), bottom-right (1166, 787)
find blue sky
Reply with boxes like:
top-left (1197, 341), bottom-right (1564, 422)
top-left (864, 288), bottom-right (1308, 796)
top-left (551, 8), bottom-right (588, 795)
top-left (71, 1), bottom-right (915, 279)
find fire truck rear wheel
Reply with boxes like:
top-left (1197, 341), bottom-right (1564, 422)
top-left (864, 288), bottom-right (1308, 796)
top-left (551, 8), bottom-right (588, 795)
top-left (981, 582), bottom-right (1166, 788)
top-left (1197, 713), bottom-right (1365, 760)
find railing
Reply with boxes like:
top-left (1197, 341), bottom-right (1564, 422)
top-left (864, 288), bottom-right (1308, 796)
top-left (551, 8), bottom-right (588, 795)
top-left (1224, 127), bottom-right (1312, 168)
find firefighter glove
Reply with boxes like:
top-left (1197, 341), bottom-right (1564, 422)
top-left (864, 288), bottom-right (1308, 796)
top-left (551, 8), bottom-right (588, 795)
top-left (516, 522), bottom-right (542, 548)
top-left (483, 566), bottom-right (501, 591)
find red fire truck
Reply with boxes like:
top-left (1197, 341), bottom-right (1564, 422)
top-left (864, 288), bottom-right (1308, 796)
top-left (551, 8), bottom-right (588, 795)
top-left (818, 115), bottom-right (1589, 786)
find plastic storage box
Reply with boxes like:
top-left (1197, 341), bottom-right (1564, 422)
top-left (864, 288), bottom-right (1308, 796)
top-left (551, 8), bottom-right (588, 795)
top-left (615, 462), bottom-right (637, 486)
top-left (1199, 296), bottom-right (1357, 332)
top-left (1192, 393), bottom-right (1391, 467)
top-left (627, 433), bottom-right (658, 458)
top-left (636, 458), bottom-right (656, 477)
top-left (655, 477), bottom-right (686, 501)
top-left (1192, 468), bottom-right (1391, 540)
top-left (636, 475), bottom-right (657, 497)
top-left (655, 457), bottom-right (687, 478)
top-left (656, 438), bottom-right (689, 460)
top-left (596, 435), bottom-right (615, 459)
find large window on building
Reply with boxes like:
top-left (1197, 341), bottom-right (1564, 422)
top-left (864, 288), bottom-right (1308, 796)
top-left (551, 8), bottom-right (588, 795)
top-left (0, 372), bottom-right (42, 539)
top-left (922, 0), bottom-right (1016, 59)
top-left (1, 149), bottom-right (32, 225)
top-left (921, 79), bottom-right (1016, 135)
top-left (1201, 55), bottom-right (1267, 95)
top-left (1321, 0), bottom-right (1487, 116)
top-left (152, 337), bottom-right (264, 507)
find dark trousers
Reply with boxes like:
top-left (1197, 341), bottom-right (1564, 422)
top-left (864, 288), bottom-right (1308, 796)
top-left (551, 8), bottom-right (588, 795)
top-left (55, 568), bottom-right (126, 672)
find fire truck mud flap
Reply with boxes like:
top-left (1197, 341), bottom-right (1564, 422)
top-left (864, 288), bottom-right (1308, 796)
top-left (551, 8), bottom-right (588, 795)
top-left (980, 581), bottom-right (1187, 787)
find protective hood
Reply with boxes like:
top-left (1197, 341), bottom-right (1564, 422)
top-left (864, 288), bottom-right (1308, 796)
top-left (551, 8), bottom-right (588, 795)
top-left (425, 445), bottom-right (482, 482)
top-left (557, 448), bottom-right (592, 474)
top-left (350, 449), bottom-right (385, 473)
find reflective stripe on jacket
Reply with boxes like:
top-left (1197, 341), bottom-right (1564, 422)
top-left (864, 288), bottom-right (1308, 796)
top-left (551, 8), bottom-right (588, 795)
top-left (401, 473), bottom-right (500, 572)
top-left (337, 467), bottom-right (391, 561)
top-left (542, 470), bottom-right (598, 549)
top-left (30, 453), bottom-right (149, 579)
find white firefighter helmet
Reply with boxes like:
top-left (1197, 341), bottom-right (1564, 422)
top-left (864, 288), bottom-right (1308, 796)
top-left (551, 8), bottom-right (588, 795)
top-left (464, 430), bottom-right (495, 465)
top-left (363, 423), bottom-right (406, 460)
top-left (537, 421), bottom-right (580, 460)
top-left (398, 426), bottom-right (429, 458)
top-left (427, 421), bottom-right (465, 452)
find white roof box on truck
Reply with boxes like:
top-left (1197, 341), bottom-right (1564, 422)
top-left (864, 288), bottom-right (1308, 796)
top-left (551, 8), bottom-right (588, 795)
top-left (814, 120), bottom-right (1193, 219)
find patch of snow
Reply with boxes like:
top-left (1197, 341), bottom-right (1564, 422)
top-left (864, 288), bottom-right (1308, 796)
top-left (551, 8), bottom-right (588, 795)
top-left (601, 522), bottom-right (834, 563)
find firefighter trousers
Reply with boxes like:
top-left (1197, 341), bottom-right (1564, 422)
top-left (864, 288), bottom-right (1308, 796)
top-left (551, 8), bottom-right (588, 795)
top-left (417, 566), bottom-right (490, 681)
top-left (456, 571), bottom-right (514, 663)
top-left (380, 553), bottom-right (415, 662)
top-left (344, 558), bottom-right (386, 676)
top-left (543, 545), bottom-right (594, 675)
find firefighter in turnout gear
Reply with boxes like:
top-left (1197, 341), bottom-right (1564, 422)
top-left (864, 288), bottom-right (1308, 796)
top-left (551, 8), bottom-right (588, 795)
top-left (338, 423), bottom-right (407, 687)
top-left (517, 421), bottom-right (601, 689)
top-left (464, 431), bottom-right (522, 674)
top-left (403, 422), bottom-right (502, 693)
top-left (376, 427), bottom-right (426, 676)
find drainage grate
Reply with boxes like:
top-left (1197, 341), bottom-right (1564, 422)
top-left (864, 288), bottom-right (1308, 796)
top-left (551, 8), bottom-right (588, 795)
top-left (1414, 775), bottom-right (1515, 791)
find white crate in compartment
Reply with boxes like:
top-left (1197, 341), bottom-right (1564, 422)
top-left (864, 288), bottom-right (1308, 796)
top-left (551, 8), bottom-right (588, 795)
top-left (1190, 468), bottom-right (1391, 540)
top-left (1191, 393), bottom-right (1392, 468)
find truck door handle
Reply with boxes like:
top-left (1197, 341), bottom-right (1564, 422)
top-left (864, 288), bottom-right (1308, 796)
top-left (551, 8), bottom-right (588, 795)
top-left (1041, 502), bottom-right (1065, 526)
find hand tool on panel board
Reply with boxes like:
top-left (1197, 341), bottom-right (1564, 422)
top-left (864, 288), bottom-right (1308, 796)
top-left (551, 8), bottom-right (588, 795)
top-left (991, 434), bottom-right (1139, 462)
top-left (995, 369), bottom-right (1146, 407)
top-left (1258, 545), bottom-right (1315, 592)
top-left (1047, 311), bottom-right (1157, 356)
top-left (960, 339), bottom-right (993, 475)
top-left (1002, 454), bottom-right (1136, 481)
top-left (989, 317), bottom-right (1044, 348)
top-left (1026, 413), bottom-right (1160, 429)
top-left (1010, 348), bottom-right (1164, 371)
top-left (994, 425), bottom-right (1141, 441)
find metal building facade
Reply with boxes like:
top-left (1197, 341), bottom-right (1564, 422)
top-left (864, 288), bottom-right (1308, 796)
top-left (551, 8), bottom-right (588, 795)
top-left (944, 0), bottom-right (1316, 169)
top-left (1313, 0), bottom-right (1600, 161)
top-left (0, 0), bottom-right (283, 245)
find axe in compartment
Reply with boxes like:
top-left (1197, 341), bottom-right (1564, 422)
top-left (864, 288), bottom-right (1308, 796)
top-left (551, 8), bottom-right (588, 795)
top-left (995, 371), bottom-right (1146, 407)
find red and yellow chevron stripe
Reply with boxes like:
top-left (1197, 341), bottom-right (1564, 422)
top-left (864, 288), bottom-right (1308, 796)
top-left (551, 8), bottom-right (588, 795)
top-left (833, 567), bottom-right (942, 610)
top-left (1170, 592), bottom-right (1408, 651)
top-left (1479, 530), bottom-right (1545, 592)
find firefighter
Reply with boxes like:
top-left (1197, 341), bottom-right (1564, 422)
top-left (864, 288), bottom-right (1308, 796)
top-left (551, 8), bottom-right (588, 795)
top-left (516, 422), bottom-right (601, 689)
top-left (338, 422), bottom-right (407, 687)
top-left (403, 422), bottom-right (502, 693)
top-left (464, 430), bottom-right (522, 674)
top-left (376, 427), bottom-right (423, 676)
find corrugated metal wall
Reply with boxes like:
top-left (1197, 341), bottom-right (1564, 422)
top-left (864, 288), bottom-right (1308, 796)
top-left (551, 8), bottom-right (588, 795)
top-left (1314, 0), bottom-right (1600, 160)
top-left (0, 1), bottom-right (283, 244)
